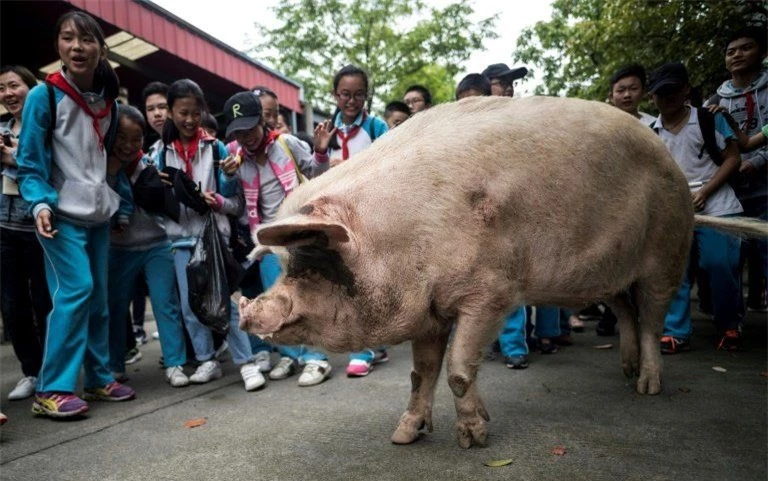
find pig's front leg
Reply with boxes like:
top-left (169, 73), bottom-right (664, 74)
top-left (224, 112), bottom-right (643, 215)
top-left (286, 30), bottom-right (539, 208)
top-left (392, 327), bottom-right (451, 445)
top-left (446, 316), bottom-right (498, 449)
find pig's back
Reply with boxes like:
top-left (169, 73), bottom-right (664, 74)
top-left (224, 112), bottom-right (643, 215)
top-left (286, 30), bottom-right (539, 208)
top-left (281, 96), bottom-right (692, 303)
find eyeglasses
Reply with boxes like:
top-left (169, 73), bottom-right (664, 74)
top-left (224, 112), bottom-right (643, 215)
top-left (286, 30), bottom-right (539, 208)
top-left (336, 91), bottom-right (367, 101)
top-left (404, 98), bottom-right (425, 107)
top-left (490, 79), bottom-right (517, 89)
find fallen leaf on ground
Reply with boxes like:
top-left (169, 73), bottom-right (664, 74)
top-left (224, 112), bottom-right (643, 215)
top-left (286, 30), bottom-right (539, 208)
top-left (678, 387), bottom-right (691, 393)
top-left (593, 344), bottom-right (613, 350)
top-left (484, 459), bottom-right (513, 467)
top-left (712, 366), bottom-right (727, 373)
top-left (760, 371), bottom-right (768, 378)
top-left (551, 445), bottom-right (567, 456)
top-left (184, 418), bottom-right (207, 429)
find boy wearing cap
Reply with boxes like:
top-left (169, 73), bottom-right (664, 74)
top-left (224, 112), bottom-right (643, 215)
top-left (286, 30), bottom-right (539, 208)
top-left (706, 26), bottom-right (768, 311)
top-left (223, 91), bottom-right (333, 387)
top-left (482, 63), bottom-right (528, 98)
top-left (649, 61), bottom-right (744, 353)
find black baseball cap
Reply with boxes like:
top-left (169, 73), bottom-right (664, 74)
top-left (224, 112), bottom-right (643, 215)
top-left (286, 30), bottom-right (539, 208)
top-left (224, 91), bottom-right (262, 140)
top-left (648, 62), bottom-right (689, 94)
top-left (482, 63), bottom-right (528, 81)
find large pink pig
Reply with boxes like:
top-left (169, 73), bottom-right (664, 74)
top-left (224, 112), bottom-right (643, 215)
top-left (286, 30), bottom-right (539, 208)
top-left (238, 96), bottom-right (758, 448)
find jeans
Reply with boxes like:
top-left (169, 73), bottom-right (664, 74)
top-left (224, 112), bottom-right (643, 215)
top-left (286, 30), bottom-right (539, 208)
top-left (535, 306), bottom-right (572, 338)
top-left (664, 221), bottom-right (742, 339)
top-left (498, 307), bottom-right (529, 357)
top-left (0, 227), bottom-right (50, 377)
top-left (172, 247), bottom-right (253, 365)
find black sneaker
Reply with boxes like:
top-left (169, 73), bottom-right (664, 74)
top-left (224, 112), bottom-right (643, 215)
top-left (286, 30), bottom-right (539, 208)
top-left (578, 304), bottom-right (603, 320)
top-left (504, 355), bottom-right (529, 370)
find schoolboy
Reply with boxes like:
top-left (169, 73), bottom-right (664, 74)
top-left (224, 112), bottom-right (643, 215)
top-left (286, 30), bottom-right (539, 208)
top-left (384, 101), bottom-right (411, 129)
top-left (649, 62), bottom-right (744, 353)
top-left (609, 63), bottom-right (656, 125)
top-left (455, 73), bottom-right (491, 100)
top-left (482, 63), bottom-right (528, 98)
top-left (707, 26), bottom-right (768, 311)
top-left (403, 85), bottom-right (432, 114)
top-left (141, 81), bottom-right (168, 158)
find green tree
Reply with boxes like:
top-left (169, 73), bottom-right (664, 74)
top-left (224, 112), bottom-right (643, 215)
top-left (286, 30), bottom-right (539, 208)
top-left (247, 0), bottom-right (497, 113)
top-left (514, 0), bottom-right (767, 102)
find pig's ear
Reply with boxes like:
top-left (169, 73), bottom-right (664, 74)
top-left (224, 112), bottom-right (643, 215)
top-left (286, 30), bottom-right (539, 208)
top-left (256, 215), bottom-right (350, 248)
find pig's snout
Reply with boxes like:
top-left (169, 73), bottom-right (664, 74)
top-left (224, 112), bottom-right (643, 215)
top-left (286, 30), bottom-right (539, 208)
top-left (238, 293), bottom-right (293, 335)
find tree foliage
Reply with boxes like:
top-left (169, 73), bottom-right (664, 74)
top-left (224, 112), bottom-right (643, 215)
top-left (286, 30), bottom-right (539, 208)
top-left (247, 0), bottom-right (497, 113)
top-left (514, 0), bottom-right (767, 102)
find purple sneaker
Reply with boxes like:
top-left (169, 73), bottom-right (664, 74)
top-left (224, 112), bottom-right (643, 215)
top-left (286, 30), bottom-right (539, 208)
top-left (32, 392), bottom-right (90, 418)
top-left (83, 382), bottom-right (136, 402)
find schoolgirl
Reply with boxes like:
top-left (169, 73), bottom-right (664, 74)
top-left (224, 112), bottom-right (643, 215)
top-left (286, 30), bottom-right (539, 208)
top-left (106, 104), bottom-right (189, 387)
top-left (156, 79), bottom-right (261, 391)
top-left (224, 91), bottom-right (331, 387)
top-left (16, 11), bottom-right (135, 418)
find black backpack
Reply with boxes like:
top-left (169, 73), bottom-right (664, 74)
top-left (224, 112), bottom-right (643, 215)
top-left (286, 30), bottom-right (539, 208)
top-left (45, 81), bottom-right (118, 152)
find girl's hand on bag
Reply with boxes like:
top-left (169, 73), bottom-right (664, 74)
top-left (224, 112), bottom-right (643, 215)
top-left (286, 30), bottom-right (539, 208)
top-left (36, 209), bottom-right (58, 239)
top-left (313, 119), bottom-right (337, 154)
top-left (221, 155), bottom-right (240, 175)
top-left (158, 170), bottom-right (174, 187)
top-left (202, 191), bottom-right (220, 210)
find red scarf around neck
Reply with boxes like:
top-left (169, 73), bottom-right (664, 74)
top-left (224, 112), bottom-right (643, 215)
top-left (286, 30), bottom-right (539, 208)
top-left (336, 111), bottom-right (368, 160)
top-left (172, 128), bottom-right (203, 177)
top-left (46, 71), bottom-right (114, 152)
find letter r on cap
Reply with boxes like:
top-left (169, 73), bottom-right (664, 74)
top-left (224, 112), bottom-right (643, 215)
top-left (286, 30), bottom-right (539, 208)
top-left (233, 104), bottom-right (242, 118)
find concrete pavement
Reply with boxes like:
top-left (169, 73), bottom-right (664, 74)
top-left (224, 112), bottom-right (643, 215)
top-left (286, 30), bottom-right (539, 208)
top-left (0, 308), bottom-right (766, 481)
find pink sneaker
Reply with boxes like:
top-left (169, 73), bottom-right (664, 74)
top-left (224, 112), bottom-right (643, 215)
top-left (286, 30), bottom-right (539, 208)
top-left (346, 350), bottom-right (389, 377)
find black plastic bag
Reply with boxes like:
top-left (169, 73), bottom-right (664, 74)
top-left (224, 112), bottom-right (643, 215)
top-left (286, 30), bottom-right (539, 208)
top-left (186, 212), bottom-right (245, 335)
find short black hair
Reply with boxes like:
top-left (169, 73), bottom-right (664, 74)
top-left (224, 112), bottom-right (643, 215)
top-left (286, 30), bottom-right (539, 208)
top-left (117, 104), bottom-right (146, 131)
top-left (404, 85), bottom-right (432, 106)
top-left (333, 64), bottom-right (369, 93)
top-left (201, 111), bottom-right (218, 133)
top-left (384, 101), bottom-right (411, 119)
top-left (455, 73), bottom-right (490, 99)
top-left (142, 81), bottom-right (168, 107)
top-left (725, 26), bottom-right (768, 55)
top-left (610, 64), bottom-right (647, 90)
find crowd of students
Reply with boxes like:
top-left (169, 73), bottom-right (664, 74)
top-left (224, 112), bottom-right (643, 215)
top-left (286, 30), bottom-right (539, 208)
top-left (0, 10), bottom-right (765, 425)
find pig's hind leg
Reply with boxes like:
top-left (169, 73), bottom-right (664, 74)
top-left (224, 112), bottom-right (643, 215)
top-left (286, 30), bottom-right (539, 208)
top-left (603, 291), bottom-right (640, 378)
top-left (392, 327), bottom-right (451, 445)
top-left (633, 281), bottom-right (673, 395)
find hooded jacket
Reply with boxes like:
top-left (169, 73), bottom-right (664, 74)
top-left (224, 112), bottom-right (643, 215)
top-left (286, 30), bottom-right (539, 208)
top-left (711, 68), bottom-right (768, 201)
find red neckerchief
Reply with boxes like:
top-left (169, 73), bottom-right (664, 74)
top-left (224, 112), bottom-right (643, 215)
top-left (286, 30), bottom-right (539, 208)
top-left (240, 129), bottom-right (281, 160)
top-left (744, 94), bottom-right (755, 133)
top-left (46, 71), bottom-right (114, 152)
top-left (125, 150), bottom-right (144, 178)
top-left (336, 112), bottom-right (367, 160)
top-left (172, 128), bottom-right (203, 177)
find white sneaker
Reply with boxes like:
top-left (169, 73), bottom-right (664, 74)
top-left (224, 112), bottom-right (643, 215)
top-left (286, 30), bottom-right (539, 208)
top-left (189, 360), bottom-right (222, 384)
top-left (214, 341), bottom-right (229, 361)
top-left (253, 351), bottom-right (272, 372)
top-left (268, 357), bottom-right (297, 380)
top-left (8, 376), bottom-right (36, 400)
top-left (151, 331), bottom-right (160, 340)
top-left (166, 366), bottom-right (190, 387)
top-left (240, 363), bottom-right (266, 391)
top-left (298, 360), bottom-right (332, 387)
top-left (125, 347), bottom-right (143, 365)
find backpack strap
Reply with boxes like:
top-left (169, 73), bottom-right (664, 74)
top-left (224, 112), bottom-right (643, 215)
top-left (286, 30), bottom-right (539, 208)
top-left (45, 82), bottom-right (56, 148)
top-left (276, 135), bottom-right (307, 185)
top-left (696, 108), bottom-right (724, 166)
top-left (366, 117), bottom-right (377, 142)
top-left (103, 101), bottom-right (119, 155)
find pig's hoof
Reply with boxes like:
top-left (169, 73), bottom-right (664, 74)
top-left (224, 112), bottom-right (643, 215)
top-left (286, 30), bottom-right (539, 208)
top-left (622, 362), bottom-right (639, 379)
top-left (392, 411), bottom-right (431, 445)
top-left (636, 371), bottom-right (662, 395)
top-left (455, 416), bottom-right (488, 449)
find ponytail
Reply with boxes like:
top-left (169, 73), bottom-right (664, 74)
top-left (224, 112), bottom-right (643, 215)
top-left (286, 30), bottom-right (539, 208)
top-left (96, 58), bottom-right (120, 100)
